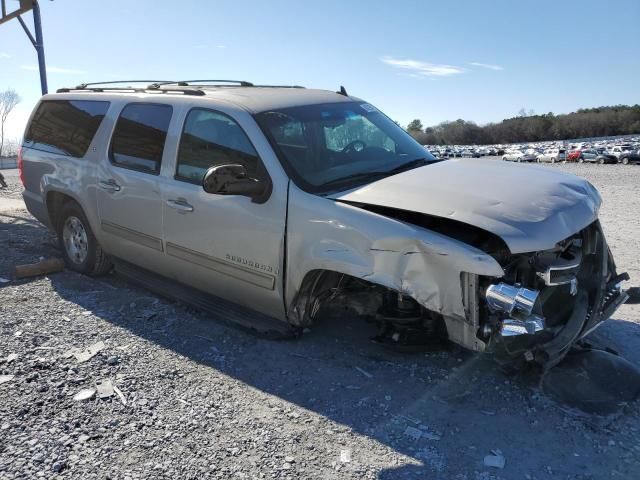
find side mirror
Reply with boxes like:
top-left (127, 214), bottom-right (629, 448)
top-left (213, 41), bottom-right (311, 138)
top-left (202, 164), bottom-right (264, 199)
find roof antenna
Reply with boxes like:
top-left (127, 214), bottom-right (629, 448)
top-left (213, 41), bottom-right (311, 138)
top-left (337, 85), bottom-right (348, 96)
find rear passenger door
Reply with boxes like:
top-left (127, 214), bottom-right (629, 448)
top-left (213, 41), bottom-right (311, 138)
top-left (96, 102), bottom-right (173, 273)
top-left (161, 107), bottom-right (287, 320)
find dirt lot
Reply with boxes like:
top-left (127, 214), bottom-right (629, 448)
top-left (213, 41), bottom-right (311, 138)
top-left (1, 164), bottom-right (639, 480)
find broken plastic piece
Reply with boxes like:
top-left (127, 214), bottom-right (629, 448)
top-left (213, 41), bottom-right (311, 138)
top-left (68, 341), bottom-right (106, 363)
top-left (73, 388), bottom-right (96, 401)
top-left (484, 454), bottom-right (506, 469)
top-left (113, 385), bottom-right (127, 405)
top-left (95, 379), bottom-right (115, 399)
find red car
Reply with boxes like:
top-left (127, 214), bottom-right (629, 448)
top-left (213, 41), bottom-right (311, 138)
top-left (567, 149), bottom-right (582, 162)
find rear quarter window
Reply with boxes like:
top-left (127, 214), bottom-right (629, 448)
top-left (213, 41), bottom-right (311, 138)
top-left (24, 100), bottom-right (110, 157)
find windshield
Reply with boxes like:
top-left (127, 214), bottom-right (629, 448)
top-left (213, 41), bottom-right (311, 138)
top-left (255, 102), bottom-right (436, 193)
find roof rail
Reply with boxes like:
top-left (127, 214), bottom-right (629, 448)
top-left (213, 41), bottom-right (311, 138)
top-left (149, 80), bottom-right (254, 88)
top-left (74, 80), bottom-right (177, 89)
top-left (56, 86), bottom-right (205, 96)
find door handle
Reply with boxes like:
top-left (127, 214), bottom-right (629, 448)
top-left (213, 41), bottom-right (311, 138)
top-left (98, 179), bottom-right (121, 192)
top-left (166, 198), bottom-right (194, 213)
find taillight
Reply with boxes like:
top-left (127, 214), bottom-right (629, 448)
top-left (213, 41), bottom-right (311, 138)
top-left (17, 146), bottom-right (25, 186)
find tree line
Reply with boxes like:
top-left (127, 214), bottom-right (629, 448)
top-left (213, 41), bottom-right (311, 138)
top-left (406, 104), bottom-right (640, 145)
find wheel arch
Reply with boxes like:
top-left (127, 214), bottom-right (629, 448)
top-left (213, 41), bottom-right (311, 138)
top-left (45, 189), bottom-right (82, 232)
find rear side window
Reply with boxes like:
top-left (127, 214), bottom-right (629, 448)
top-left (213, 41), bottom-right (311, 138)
top-left (176, 108), bottom-right (261, 183)
top-left (24, 100), bottom-right (110, 157)
top-left (110, 103), bottom-right (172, 174)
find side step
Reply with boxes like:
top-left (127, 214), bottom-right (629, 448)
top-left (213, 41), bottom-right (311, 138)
top-left (113, 259), bottom-right (298, 340)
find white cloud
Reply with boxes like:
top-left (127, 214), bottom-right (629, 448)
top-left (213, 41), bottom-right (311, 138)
top-left (0, 53), bottom-right (10, 59)
top-left (20, 65), bottom-right (86, 75)
top-left (380, 56), bottom-right (465, 77)
top-left (469, 62), bottom-right (504, 71)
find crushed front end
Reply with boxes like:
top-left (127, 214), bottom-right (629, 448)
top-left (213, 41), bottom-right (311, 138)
top-left (474, 221), bottom-right (630, 367)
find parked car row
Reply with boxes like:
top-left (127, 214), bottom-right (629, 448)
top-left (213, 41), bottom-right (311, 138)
top-left (424, 135), bottom-right (640, 165)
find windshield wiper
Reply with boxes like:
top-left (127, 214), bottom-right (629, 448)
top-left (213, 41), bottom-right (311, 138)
top-left (318, 158), bottom-right (433, 191)
top-left (387, 157), bottom-right (432, 174)
top-left (318, 171), bottom-right (391, 190)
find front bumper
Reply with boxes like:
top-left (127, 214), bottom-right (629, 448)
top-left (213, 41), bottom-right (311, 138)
top-left (485, 221), bottom-right (630, 367)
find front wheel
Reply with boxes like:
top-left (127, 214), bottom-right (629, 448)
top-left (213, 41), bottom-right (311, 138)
top-left (57, 202), bottom-right (112, 276)
top-left (622, 157), bottom-right (629, 165)
top-left (578, 157), bottom-right (584, 163)
top-left (598, 158), bottom-right (605, 165)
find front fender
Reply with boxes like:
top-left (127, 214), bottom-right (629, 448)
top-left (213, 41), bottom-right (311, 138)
top-left (286, 184), bottom-right (504, 325)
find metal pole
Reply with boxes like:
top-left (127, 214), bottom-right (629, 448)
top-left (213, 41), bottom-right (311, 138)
top-left (32, 0), bottom-right (47, 94)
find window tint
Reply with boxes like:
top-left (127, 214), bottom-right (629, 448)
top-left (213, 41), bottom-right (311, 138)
top-left (110, 103), bottom-right (172, 174)
top-left (176, 108), bottom-right (261, 183)
top-left (24, 100), bottom-right (110, 157)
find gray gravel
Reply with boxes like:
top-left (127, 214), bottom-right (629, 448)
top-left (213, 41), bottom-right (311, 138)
top-left (1, 163), bottom-right (640, 480)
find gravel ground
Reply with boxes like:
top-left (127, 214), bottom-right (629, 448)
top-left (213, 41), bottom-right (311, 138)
top-left (1, 163), bottom-right (639, 480)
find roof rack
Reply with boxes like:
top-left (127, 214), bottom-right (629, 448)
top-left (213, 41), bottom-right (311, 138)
top-left (149, 79), bottom-right (255, 88)
top-left (55, 81), bottom-right (204, 96)
top-left (56, 86), bottom-right (205, 96)
top-left (55, 79), bottom-right (306, 96)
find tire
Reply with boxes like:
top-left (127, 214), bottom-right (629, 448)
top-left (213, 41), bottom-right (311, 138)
top-left (57, 201), bottom-right (112, 276)
top-left (551, 158), bottom-right (556, 164)
top-left (578, 157), bottom-right (584, 164)
top-left (622, 157), bottom-right (629, 165)
top-left (502, 156), bottom-right (508, 161)
top-left (598, 158), bottom-right (605, 165)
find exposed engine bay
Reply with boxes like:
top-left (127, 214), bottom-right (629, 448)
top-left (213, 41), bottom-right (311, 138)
top-left (301, 212), bottom-right (631, 369)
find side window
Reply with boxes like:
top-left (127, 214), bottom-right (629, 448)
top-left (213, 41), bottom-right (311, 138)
top-left (24, 100), bottom-right (110, 157)
top-left (110, 103), bottom-right (172, 174)
top-left (176, 108), bottom-right (262, 183)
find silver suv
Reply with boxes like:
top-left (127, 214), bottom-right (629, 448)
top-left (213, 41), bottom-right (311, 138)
top-left (20, 80), bottom-right (631, 366)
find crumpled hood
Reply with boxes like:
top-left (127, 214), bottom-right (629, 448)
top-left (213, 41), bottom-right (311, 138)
top-left (329, 158), bottom-right (601, 253)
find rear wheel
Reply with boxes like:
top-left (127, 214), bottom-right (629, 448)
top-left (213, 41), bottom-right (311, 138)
top-left (578, 157), bottom-right (584, 164)
top-left (57, 202), bottom-right (112, 276)
top-left (622, 157), bottom-right (629, 165)
top-left (598, 158), bottom-right (605, 165)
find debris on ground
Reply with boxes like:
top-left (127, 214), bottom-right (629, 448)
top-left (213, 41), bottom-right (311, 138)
top-left (484, 451), bottom-right (506, 469)
top-left (0, 375), bottom-right (15, 385)
top-left (65, 341), bottom-right (106, 363)
top-left (112, 385), bottom-right (127, 405)
top-left (354, 366), bottom-right (373, 378)
top-left (340, 449), bottom-right (352, 463)
top-left (5, 353), bottom-right (18, 363)
top-left (12, 257), bottom-right (65, 279)
top-left (72, 388), bottom-right (96, 401)
top-left (95, 379), bottom-right (115, 399)
top-left (404, 425), bottom-right (423, 440)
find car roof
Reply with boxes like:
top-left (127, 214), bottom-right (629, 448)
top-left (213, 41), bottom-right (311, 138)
top-left (201, 87), bottom-right (362, 113)
top-left (46, 85), bottom-right (362, 114)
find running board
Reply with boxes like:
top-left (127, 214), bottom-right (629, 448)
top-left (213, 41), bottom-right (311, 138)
top-left (113, 259), bottom-right (298, 340)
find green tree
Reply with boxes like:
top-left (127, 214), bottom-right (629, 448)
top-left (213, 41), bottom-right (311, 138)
top-left (406, 119), bottom-right (424, 133)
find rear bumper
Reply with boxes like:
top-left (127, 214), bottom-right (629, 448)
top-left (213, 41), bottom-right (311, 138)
top-left (22, 190), bottom-right (51, 229)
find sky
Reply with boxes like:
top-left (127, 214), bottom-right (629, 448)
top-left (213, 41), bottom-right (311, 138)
top-left (1, 0), bottom-right (639, 140)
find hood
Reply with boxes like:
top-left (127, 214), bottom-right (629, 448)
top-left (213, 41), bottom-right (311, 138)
top-left (329, 158), bottom-right (601, 254)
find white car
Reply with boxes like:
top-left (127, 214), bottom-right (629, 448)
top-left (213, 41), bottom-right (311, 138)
top-left (502, 150), bottom-right (537, 162)
top-left (537, 148), bottom-right (567, 163)
top-left (609, 145), bottom-right (634, 159)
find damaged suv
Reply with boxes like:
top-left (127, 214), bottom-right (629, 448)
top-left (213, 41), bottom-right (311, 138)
top-left (20, 80), bottom-right (632, 367)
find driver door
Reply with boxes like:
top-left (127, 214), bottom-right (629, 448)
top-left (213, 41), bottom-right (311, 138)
top-left (161, 108), bottom-right (287, 320)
